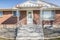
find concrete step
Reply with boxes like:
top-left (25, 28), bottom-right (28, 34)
top-left (16, 37), bottom-right (44, 40)
top-left (17, 33), bottom-right (43, 37)
top-left (16, 24), bottom-right (44, 40)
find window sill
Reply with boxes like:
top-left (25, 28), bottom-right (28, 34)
top-left (42, 19), bottom-right (54, 20)
top-left (13, 16), bottom-right (17, 17)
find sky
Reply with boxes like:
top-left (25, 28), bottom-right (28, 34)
top-left (0, 0), bottom-right (60, 8)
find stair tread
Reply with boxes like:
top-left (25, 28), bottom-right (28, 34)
top-left (16, 24), bottom-right (44, 40)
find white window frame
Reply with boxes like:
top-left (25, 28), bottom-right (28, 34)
top-left (42, 10), bottom-right (55, 20)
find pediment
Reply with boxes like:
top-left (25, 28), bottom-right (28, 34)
top-left (16, 0), bottom-right (59, 8)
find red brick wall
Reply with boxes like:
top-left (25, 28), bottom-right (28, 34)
top-left (33, 10), bottom-right (40, 24)
top-left (0, 10), bottom-right (60, 25)
top-left (20, 11), bottom-right (27, 25)
top-left (53, 10), bottom-right (60, 25)
top-left (0, 11), bottom-right (17, 24)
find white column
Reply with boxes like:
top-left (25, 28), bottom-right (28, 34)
top-left (40, 8), bottom-right (44, 40)
top-left (40, 9), bottom-right (43, 27)
top-left (16, 9), bottom-right (20, 27)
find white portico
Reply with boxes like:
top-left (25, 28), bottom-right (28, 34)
top-left (15, 0), bottom-right (58, 26)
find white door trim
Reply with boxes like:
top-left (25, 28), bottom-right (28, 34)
top-left (27, 10), bottom-right (33, 24)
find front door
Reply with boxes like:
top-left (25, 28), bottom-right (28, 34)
top-left (27, 10), bottom-right (33, 24)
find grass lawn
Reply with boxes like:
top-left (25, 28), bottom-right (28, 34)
top-left (0, 37), bottom-right (14, 40)
top-left (45, 38), bottom-right (60, 40)
top-left (0, 37), bottom-right (60, 40)
top-left (49, 38), bottom-right (60, 40)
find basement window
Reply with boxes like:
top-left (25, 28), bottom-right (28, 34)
top-left (0, 12), bottom-right (3, 17)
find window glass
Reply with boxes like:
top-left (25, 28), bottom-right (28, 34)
top-left (0, 12), bottom-right (3, 17)
top-left (28, 12), bottom-right (32, 18)
top-left (27, 11), bottom-right (33, 24)
top-left (13, 11), bottom-right (17, 16)
top-left (42, 10), bottom-right (55, 20)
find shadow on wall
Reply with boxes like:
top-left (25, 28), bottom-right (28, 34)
top-left (2, 16), bottom-right (17, 24)
top-left (19, 11), bottom-right (27, 25)
top-left (2, 11), bottom-right (27, 24)
top-left (53, 16), bottom-right (60, 25)
top-left (33, 10), bottom-right (40, 24)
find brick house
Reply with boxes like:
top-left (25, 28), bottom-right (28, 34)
top-left (0, 0), bottom-right (60, 28)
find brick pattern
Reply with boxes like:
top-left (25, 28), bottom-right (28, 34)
top-left (0, 10), bottom-right (60, 25)
top-left (19, 11), bottom-right (27, 25)
top-left (33, 10), bottom-right (40, 24)
top-left (2, 11), bottom-right (17, 24)
top-left (53, 10), bottom-right (60, 25)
